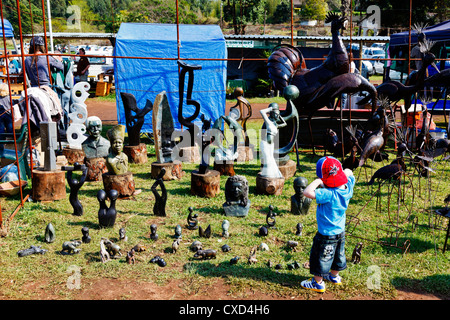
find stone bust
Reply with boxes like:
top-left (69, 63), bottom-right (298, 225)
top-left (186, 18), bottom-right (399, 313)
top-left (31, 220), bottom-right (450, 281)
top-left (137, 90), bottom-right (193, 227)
top-left (290, 176), bottom-right (312, 215)
top-left (82, 116), bottom-right (110, 159)
top-left (105, 125), bottom-right (128, 175)
top-left (223, 175), bottom-right (250, 217)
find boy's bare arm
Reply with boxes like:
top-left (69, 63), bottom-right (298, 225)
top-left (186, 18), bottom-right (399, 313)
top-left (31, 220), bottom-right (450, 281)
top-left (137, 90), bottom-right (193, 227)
top-left (303, 178), bottom-right (324, 199)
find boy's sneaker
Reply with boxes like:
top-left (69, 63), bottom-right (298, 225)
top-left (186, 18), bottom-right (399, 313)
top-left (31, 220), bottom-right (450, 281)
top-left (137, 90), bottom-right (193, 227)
top-left (300, 278), bottom-right (326, 293)
top-left (323, 273), bottom-right (342, 285)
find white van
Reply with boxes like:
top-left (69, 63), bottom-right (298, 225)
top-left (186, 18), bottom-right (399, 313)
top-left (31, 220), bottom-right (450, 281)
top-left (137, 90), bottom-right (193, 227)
top-left (74, 49), bottom-right (114, 84)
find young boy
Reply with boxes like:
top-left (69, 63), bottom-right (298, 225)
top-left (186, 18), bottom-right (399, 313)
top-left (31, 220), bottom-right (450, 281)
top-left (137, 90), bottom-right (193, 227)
top-left (301, 156), bottom-right (355, 293)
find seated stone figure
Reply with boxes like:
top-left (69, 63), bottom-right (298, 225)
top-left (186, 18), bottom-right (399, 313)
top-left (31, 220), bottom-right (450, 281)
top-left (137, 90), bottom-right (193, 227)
top-left (82, 116), bottom-right (110, 159)
top-left (290, 176), bottom-right (312, 215)
top-left (106, 125), bottom-right (128, 175)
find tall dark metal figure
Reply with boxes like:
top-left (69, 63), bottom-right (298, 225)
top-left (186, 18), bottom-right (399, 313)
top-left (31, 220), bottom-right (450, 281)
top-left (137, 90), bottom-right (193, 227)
top-left (178, 60), bottom-right (202, 147)
top-left (151, 168), bottom-right (167, 216)
top-left (63, 163), bottom-right (88, 216)
top-left (120, 92), bottom-right (153, 146)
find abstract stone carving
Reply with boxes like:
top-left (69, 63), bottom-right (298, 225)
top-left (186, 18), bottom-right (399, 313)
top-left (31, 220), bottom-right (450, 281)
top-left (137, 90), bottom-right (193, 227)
top-left (63, 163), bottom-right (88, 216)
top-left (152, 91), bottom-right (175, 163)
top-left (151, 168), bottom-right (167, 216)
top-left (40, 122), bottom-right (58, 171)
top-left (66, 82), bottom-right (90, 149)
top-left (44, 222), bottom-right (55, 243)
top-left (186, 207), bottom-right (199, 230)
top-left (97, 189), bottom-right (119, 228)
top-left (120, 92), bottom-right (153, 147)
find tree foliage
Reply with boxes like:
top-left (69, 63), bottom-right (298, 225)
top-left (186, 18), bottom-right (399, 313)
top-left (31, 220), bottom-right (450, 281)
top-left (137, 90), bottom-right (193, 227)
top-left (299, 0), bottom-right (329, 21)
top-left (222, 0), bottom-right (266, 34)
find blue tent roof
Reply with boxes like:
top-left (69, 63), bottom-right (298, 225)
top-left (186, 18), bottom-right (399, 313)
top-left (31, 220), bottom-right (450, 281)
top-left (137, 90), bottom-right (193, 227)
top-left (114, 23), bottom-right (227, 133)
top-left (0, 19), bottom-right (14, 38)
top-left (390, 19), bottom-right (450, 46)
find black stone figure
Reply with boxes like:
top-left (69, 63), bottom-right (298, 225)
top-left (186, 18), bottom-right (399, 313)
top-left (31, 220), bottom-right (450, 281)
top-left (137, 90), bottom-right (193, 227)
top-left (151, 168), bottom-right (167, 217)
top-left (174, 224), bottom-right (182, 239)
top-left (223, 175), bottom-right (250, 217)
top-left (97, 189), bottom-right (119, 228)
top-left (351, 242), bottom-right (363, 264)
top-left (186, 206), bottom-right (199, 230)
top-left (120, 92), bottom-right (153, 146)
top-left (177, 60), bottom-right (202, 147)
top-left (81, 227), bottom-right (91, 243)
top-left (150, 224), bottom-right (158, 241)
top-left (291, 177), bottom-right (312, 215)
top-left (17, 245), bottom-right (48, 257)
top-left (44, 223), bottom-right (55, 243)
top-left (198, 224), bottom-right (211, 238)
top-left (259, 226), bottom-right (268, 237)
top-left (295, 223), bottom-right (303, 236)
top-left (198, 113), bottom-right (214, 174)
top-left (266, 205), bottom-right (277, 229)
top-left (119, 227), bottom-right (128, 242)
top-left (63, 163), bottom-right (88, 216)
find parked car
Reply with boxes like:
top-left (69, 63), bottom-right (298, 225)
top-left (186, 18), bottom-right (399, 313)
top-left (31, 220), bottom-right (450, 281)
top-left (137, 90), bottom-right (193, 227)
top-left (370, 53), bottom-right (385, 75)
top-left (73, 49), bottom-right (114, 84)
top-left (362, 47), bottom-right (385, 59)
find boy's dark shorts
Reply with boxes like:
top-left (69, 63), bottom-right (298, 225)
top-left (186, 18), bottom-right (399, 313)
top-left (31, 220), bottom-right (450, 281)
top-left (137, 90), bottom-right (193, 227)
top-left (309, 231), bottom-right (347, 277)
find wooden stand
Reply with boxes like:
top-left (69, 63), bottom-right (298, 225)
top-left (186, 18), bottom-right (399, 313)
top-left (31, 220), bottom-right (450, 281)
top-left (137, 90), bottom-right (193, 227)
top-left (213, 161), bottom-right (235, 176)
top-left (102, 172), bottom-right (136, 198)
top-left (124, 143), bottom-right (148, 164)
top-left (62, 147), bottom-right (85, 165)
top-left (255, 173), bottom-right (285, 196)
top-left (191, 169), bottom-right (220, 198)
top-left (278, 159), bottom-right (297, 180)
top-left (151, 161), bottom-right (185, 181)
top-left (85, 157), bottom-right (108, 181)
top-left (178, 145), bottom-right (201, 163)
top-left (32, 168), bottom-right (66, 201)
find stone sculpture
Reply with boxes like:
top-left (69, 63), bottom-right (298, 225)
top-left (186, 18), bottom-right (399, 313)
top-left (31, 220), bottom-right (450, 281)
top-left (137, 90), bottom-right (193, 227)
top-left (61, 240), bottom-right (82, 254)
top-left (174, 224), bottom-right (182, 239)
top-left (351, 242), bottom-right (363, 264)
top-left (82, 116), bottom-right (110, 159)
top-left (44, 222), bottom-right (55, 243)
top-left (172, 238), bottom-right (181, 253)
top-left (150, 224), bottom-right (158, 241)
top-left (194, 249), bottom-right (217, 260)
top-left (186, 207), bottom-right (199, 230)
top-left (120, 92), bottom-right (153, 147)
top-left (63, 163), bottom-right (88, 216)
top-left (256, 103), bottom-right (286, 195)
top-left (100, 238), bottom-right (111, 263)
top-left (295, 223), bottom-right (303, 236)
top-left (126, 248), bottom-right (136, 264)
top-left (119, 227), bottom-right (128, 242)
top-left (103, 239), bottom-right (122, 259)
top-left (223, 175), bottom-right (250, 217)
top-left (82, 116), bottom-right (110, 181)
top-left (221, 244), bottom-right (231, 252)
top-left (290, 176), bottom-right (312, 215)
top-left (81, 227), bottom-right (91, 243)
top-left (190, 240), bottom-right (202, 252)
top-left (17, 245), bottom-right (47, 257)
top-left (97, 189), bottom-right (119, 228)
top-left (66, 82), bottom-right (90, 149)
top-left (266, 205), bottom-right (277, 229)
top-left (40, 122), bottom-right (58, 171)
top-left (151, 168), bottom-right (167, 217)
top-left (198, 224), bottom-right (211, 238)
top-left (222, 220), bottom-right (230, 238)
top-left (105, 125), bottom-right (128, 175)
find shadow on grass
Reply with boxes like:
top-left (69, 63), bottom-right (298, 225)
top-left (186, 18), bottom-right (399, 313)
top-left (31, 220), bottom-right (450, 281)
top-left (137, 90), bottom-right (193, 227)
top-left (183, 260), bottom-right (307, 288)
top-left (392, 274), bottom-right (450, 298)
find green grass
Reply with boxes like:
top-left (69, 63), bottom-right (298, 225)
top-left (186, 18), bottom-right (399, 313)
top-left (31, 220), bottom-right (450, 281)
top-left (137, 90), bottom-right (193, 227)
top-left (0, 120), bottom-right (449, 300)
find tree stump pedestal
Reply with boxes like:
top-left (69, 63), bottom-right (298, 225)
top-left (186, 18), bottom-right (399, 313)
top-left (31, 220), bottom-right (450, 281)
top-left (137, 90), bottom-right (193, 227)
top-left (278, 159), bottom-right (297, 180)
top-left (213, 161), bottom-right (235, 176)
top-left (62, 147), bottom-right (85, 165)
top-left (191, 169), bottom-right (220, 198)
top-left (123, 143), bottom-right (148, 164)
top-left (151, 161), bottom-right (185, 181)
top-left (102, 172), bottom-right (136, 198)
top-left (84, 157), bottom-right (108, 181)
top-left (32, 168), bottom-right (66, 201)
top-left (255, 173), bottom-right (285, 196)
top-left (177, 145), bottom-right (201, 163)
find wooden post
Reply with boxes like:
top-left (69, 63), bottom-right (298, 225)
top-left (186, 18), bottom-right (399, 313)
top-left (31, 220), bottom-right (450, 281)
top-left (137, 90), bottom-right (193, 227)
top-left (191, 169), bottom-right (220, 198)
top-left (32, 169), bottom-right (66, 201)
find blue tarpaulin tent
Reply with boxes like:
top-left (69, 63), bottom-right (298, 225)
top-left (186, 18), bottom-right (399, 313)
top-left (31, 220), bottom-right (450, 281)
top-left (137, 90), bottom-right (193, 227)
top-left (389, 19), bottom-right (450, 47)
top-left (0, 19), bottom-right (14, 38)
top-left (114, 23), bottom-right (227, 133)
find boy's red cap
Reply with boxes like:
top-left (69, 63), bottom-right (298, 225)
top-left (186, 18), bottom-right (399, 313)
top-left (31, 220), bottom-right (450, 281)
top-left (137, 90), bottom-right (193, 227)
top-left (316, 156), bottom-right (348, 188)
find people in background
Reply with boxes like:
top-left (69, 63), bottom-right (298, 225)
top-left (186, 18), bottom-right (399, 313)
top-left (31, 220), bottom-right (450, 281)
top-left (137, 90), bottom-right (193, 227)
top-left (24, 36), bottom-right (63, 87)
top-left (0, 83), bottom-right (14, 135)
top-left (7, 51), bottom-right (20, 74)
top-left (73, 48), bottom-right (90, 83)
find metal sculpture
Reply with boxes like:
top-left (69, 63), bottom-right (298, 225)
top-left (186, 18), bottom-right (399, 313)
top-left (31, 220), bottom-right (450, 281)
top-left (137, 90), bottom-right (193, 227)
top-left (177, 60), bottom-right (202, 147)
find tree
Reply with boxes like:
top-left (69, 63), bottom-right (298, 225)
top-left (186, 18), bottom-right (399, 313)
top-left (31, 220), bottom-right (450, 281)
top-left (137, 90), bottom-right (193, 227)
top-left (299, 0), bottom-right (328, 21)
top-left (222, 0), bottom-right (266, 34)
top-left (2, 0), bottom-right (44, 36)
top-left (271, 1), bottom-right (291, 24)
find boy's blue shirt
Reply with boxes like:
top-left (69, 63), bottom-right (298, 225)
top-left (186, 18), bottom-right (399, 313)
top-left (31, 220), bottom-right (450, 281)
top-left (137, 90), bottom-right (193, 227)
top-left (315, 175), bottom-right (355, 236)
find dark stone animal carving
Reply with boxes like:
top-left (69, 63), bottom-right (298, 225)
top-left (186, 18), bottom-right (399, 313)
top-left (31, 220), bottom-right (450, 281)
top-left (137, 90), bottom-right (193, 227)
top-left (61, 240), bottom-right (82, 254)
top-left (17, 245), bottom-right (47, 257)
top-left (194, 249), bottom-right (217, 260)
top-left (351, 242), bottom-right (363, 264)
